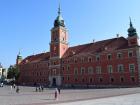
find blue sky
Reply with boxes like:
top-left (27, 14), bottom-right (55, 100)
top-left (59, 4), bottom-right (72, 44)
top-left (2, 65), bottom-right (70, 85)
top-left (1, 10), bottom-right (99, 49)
top-left (0, 0), bottom-right (140, 68)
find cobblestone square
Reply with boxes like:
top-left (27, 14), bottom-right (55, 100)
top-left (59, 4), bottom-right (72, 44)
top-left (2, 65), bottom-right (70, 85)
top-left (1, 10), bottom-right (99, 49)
top-left (0, 86), bottom-right (140, 105)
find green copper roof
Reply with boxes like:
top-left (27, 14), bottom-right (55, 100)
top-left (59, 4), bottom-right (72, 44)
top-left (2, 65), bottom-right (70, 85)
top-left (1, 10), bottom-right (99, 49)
top-left (54, 4), bottom-right (65, 27)
top-left (128, 18), bottom-right (137, 37)
top-left (17, 51), bottom-right (22, 59)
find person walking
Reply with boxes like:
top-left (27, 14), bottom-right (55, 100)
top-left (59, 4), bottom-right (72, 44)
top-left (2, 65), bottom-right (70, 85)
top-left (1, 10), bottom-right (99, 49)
top-left (54, 88), bottom-right (58, 100)
top-left (41, 85), bottom-right (44, 92)
top-left (11, 85), bottom-right (13, 90)
top-left (16, 86), bottom-right (19, 93)
top-left (58, 87), bottom-right (60, 94)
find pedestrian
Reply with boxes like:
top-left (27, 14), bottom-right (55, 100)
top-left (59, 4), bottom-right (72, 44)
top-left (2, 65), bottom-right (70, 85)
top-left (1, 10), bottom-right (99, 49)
top-left (58, 87), bottom-right (60, 94)
top-left (39, 85), bottom-right (41, 92)
top-left (55, 88), bottom-right (58, 100)
top-left (11, 85), bottom-right (13, 91)
top-left (36, 87), bottom-right (38, 92)
top-left (41, 86), bottom-right (44, 92)
top-left (16, 86), bottom-right (19, 93)
top-left (13, 84), bottom-right (16, 89)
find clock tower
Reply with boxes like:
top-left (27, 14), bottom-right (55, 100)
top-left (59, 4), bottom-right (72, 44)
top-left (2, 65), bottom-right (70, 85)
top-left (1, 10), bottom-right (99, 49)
top-left (49, 4), bottom-right (68, 86)
top-left (127, 18), bottom-right (139, 46)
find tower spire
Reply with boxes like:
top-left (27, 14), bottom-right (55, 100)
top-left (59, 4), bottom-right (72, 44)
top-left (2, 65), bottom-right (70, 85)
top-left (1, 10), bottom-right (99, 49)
top-left (58, 1), bottom-right (61, 15)
top-left (129, 17), bottom-right (133, 27)
top-left (54, 1), bottom-right (65, 27)
top-left (127, 17), bottom-right (137, 37)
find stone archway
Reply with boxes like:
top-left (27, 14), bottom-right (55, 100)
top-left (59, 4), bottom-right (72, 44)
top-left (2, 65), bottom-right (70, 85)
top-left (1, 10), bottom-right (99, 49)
top-left (52, 78), bottom-right (56, 86)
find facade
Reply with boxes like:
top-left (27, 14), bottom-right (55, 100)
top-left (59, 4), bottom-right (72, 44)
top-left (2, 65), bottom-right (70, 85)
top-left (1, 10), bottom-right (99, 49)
top-left (17, 6), bottom-right (140, 87)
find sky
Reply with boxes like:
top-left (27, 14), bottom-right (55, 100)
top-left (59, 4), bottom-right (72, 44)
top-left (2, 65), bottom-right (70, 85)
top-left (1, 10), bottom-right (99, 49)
top-left (0, 0), bottom-right (140, 68)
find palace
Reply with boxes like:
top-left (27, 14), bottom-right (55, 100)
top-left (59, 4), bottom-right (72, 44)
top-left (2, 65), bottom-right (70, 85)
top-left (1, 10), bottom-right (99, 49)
top-left (17, 6), bottom-right (140, 87)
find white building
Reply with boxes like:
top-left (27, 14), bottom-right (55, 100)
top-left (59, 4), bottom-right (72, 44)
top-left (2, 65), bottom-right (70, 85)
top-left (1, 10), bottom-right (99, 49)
top-left (0, 63), bottom-right (3, 79)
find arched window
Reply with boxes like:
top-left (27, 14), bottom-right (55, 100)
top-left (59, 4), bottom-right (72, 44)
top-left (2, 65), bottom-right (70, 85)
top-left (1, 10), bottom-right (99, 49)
top-left (88, 67), bottom-right (93, 74)
top-left (74, 67), bottom-right (78, 75)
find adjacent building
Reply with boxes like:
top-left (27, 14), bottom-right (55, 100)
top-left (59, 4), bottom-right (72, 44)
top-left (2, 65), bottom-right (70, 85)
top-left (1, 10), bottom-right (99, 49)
top-left (17, 6), bottom-right (140, 87)
top-left (0, 63), bottom-right (3, 79)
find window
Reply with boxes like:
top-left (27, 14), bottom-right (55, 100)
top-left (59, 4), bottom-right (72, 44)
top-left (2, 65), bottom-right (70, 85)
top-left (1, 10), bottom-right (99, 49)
top-left (120, 77), bottom-right (124, 82)
top-left (53, 69), bottom-right (56, 75)
top-left (62, 67), bottom-right (64, 71)
top-left (89, 78), bottom-right (93, 83)
top-left (88, 57), bottom-right (92, 62)
top-left (75, 77), bottom-right (78, 82)
top-left (99, 77), bottom-right (103, 82)
top-left (81, 57), bottom-right (85, 63)
top-left (96, 66), bottom-right (101, 74)
top-left (74, 68), bottom-right (78, 75)
top-left (53, 61), bottom-right (56, 65)
top-left (108, 65), bottom-right (113, 73)
top-left (96, 54), bottom-right (100, 61)
top-left (62, 77), bottom-right (64, 81)
top-left (74, 58), bottom-right (78, 63)
top-left (128, 51), bottom-right (133, 57)
top-left (118, 64), bottom-right (124, 73)
top-left (63, 37), bottom-right (64, 41)
top-left (81, 67), bottom-right (85, 74)
top-left (37, 72), bottom-right (39, 76)
top-left (107, 54), bottom-right (112, 60)
top-left (117, 53), bottom-right (123, 59)
top-left (131, 77), bottom-right (135, 82)
top-left (129, 64), bottom-right (135, 73)
top-left (67, 65), bottom-right (70, 71)
top-left (88, 67), bottom-right (93, 74)
top-left (110, 77), bottom-right (114, 82)
top-left (67, 76), bottom-right (70, 81)
top-left (82, 78), bottom-right (85, 82)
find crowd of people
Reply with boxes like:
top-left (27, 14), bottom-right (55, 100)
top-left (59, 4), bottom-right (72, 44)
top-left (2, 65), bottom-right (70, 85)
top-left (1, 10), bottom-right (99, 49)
top-left (1, 82), bottom-right (61, 100)
top-left (10, 83), bottom-right (20, 93)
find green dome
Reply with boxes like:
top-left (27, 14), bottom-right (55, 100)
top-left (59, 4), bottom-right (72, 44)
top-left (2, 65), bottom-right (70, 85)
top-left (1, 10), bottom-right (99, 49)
top-left (127, 18), bottom-right (137, 37)
top-left (54, 4), bottom-right (65, 27)
top-left (17, 52), bottom-right (22, 59)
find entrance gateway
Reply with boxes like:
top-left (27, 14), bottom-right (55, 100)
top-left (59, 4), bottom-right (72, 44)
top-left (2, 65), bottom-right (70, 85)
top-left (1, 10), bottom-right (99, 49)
top-left (52, 78), bottom-right (56, 86)
top-left (49, 76), bottom-right (62, 87)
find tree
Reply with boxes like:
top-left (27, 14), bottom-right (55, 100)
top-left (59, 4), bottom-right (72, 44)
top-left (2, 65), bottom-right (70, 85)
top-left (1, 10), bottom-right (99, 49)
top-left (7, 65), bottom-right (20, 80)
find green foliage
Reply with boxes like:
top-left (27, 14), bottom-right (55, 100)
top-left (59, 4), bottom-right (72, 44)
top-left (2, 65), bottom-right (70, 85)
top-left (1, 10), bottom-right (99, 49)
top-left (7, 65), bottom-right (20, 80)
